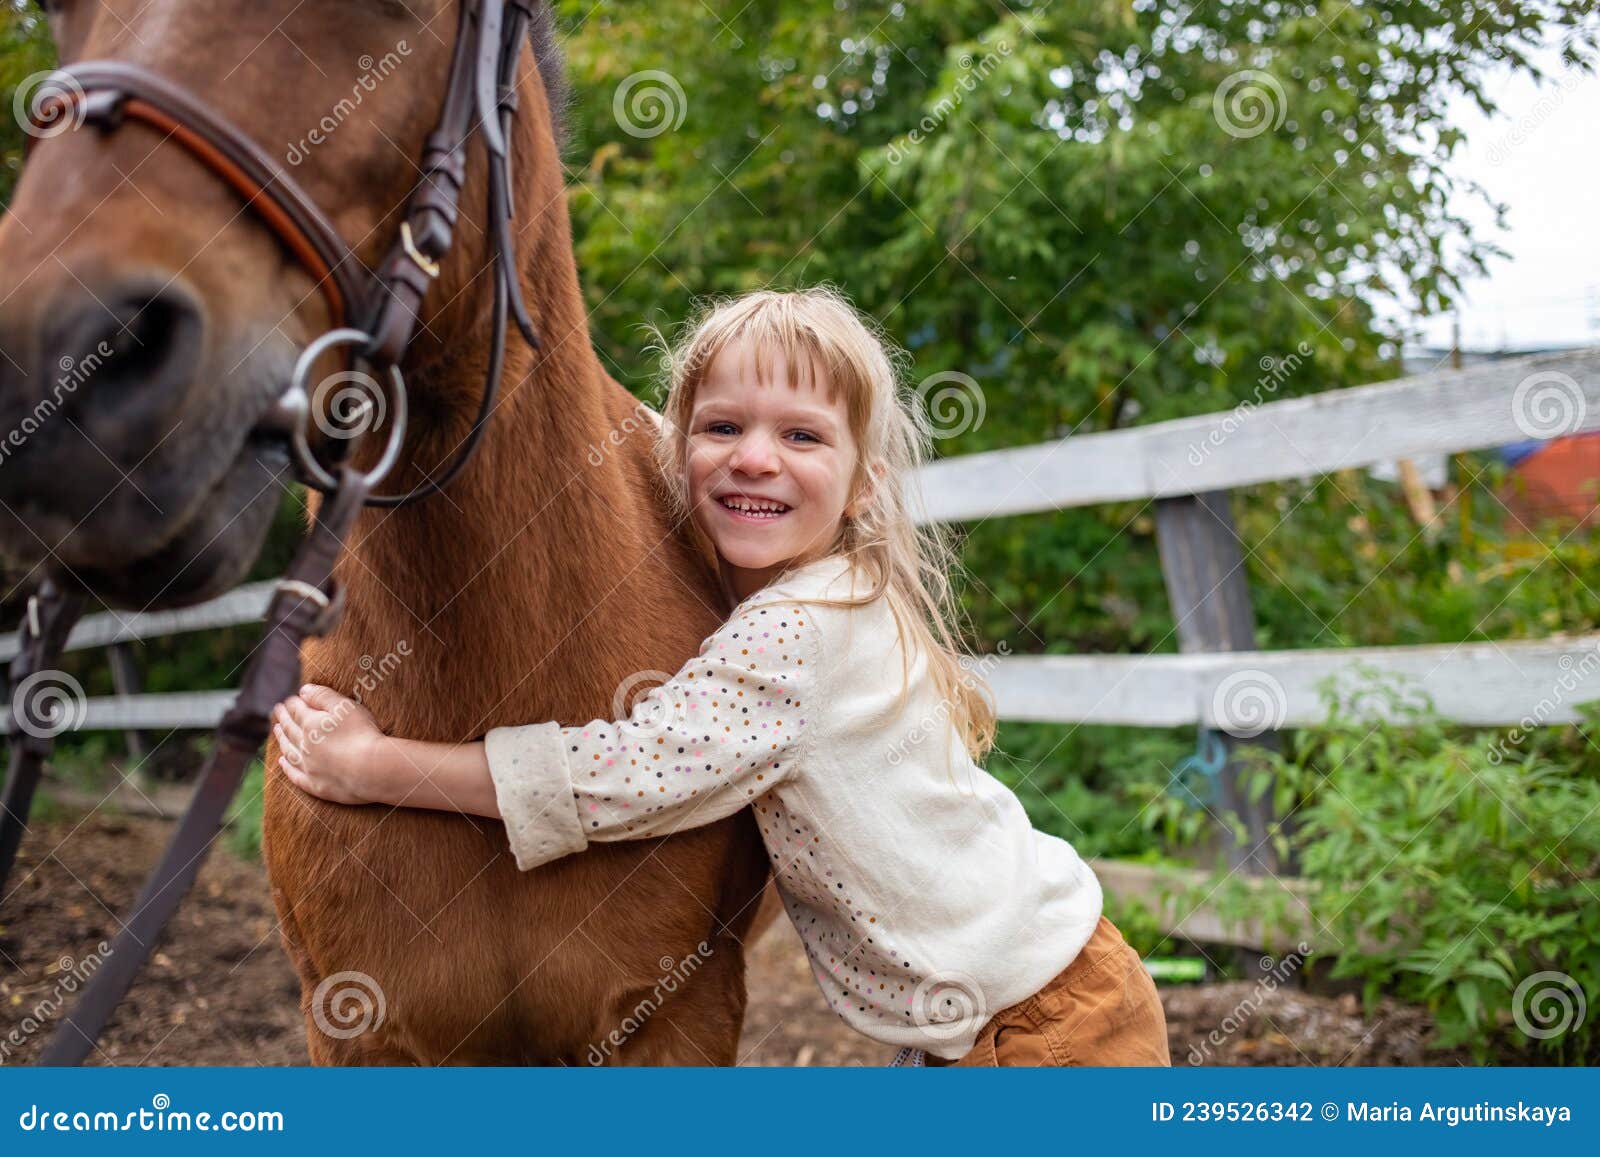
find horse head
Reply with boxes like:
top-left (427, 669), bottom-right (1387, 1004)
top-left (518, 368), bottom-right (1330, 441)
top-left (0, 0), bottom-right (560, 608)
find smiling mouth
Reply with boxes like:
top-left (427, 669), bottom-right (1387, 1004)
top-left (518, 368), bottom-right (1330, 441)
top-left (717, 496), bottom-right (791, 521)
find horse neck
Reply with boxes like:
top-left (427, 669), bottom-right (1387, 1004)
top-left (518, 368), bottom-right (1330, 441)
top-left (322, 151), bottom-right (712, 732)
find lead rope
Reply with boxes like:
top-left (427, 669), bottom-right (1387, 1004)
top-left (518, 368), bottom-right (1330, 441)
top-left (889, 1047), bottom-right (927, 1067)
top-left (28, 467), bottom-right (369, 1066)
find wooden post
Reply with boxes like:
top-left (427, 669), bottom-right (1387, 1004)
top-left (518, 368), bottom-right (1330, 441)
top-left (105, 642), bottom-right (148, 765)
top-left (1154, 491), bottom-right (1286, 878)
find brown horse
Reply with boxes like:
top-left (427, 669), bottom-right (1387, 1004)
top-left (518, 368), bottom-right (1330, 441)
top-left (0, 1), bottom-right (774, 1063)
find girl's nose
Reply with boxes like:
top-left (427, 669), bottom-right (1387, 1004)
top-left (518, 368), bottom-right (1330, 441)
top-left (730, 432), bottom-right (780, 475)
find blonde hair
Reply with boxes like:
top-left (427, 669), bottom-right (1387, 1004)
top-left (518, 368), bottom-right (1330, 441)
top-left (650, 285), bottom-right (997, 765)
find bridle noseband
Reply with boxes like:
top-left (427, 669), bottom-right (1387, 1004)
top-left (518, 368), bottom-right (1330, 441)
top-left (0, 0), bottom-right (551, 1066)
top-left (29, 0), bottom-right (541, 506)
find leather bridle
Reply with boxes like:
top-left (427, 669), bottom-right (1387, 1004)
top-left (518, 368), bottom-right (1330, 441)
top-left (0, 0), bottom-right (542, 1065)
top-left (27, 0), bottom-right (541, 505)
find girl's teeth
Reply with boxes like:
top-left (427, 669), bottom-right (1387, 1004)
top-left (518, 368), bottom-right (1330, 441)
top-left (721, 498), bottom-right (788, 518)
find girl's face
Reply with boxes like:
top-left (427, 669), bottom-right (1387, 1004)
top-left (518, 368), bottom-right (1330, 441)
top-left (686, 340), bottom-right (860, 601)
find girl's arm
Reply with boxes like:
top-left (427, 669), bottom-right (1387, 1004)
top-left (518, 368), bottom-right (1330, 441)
top-left (272, 686), bottom-right (501, 818)
top-left (274, 595), bottom-right (823, 871)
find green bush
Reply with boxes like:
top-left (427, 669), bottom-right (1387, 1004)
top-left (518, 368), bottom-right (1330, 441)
top-left (1232, 676), bottom-right (1600, 1063)
top-left (224, 760), bottom-right (266, 862)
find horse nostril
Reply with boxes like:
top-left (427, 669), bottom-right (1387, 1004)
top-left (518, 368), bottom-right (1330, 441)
top-left (45, 284), bottom-right (204, 423)
top-left (103, 296), bottom-right (189, 377)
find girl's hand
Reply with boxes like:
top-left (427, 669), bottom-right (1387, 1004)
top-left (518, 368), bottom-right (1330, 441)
top-left (273, 684), bottom-right (394, 806)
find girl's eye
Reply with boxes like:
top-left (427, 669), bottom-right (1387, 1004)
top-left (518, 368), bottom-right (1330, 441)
top-left (788, 430), bottom-right (819, 444)
top-left (706, 421), bottom-right (738, 436)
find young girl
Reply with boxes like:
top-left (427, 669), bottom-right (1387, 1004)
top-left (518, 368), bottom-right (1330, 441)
top-left (274, 287), bottom-right (1170, 1067)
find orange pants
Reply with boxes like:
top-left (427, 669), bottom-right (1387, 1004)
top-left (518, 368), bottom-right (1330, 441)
top-left (927, 916), bottom-right (1171, 1066)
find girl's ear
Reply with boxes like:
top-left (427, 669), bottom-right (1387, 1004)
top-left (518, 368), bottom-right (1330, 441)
top-left (848, 460), bottom-right (889, 518)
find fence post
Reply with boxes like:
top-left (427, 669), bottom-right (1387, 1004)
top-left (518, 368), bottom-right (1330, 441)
top-left (1154, 490), bottom-right (1285, 877)
top-left (105, 642), bottom-right (148, 766)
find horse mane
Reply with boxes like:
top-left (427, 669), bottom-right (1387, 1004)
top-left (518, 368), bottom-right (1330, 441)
top-left (527, 4), bottom-right (573, 152)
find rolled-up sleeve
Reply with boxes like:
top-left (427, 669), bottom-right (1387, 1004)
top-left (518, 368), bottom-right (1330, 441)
top-left (485, 597), bottom-right (821, 871)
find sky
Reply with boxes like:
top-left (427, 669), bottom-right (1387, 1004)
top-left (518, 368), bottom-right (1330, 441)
top-left (1394, 39), bottom-right (1600, 353)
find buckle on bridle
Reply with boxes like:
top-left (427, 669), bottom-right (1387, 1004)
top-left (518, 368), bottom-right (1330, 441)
top-left (273, 577), bottom-right (346, 636)
top-left (400, 221), bottom-right (442, 280)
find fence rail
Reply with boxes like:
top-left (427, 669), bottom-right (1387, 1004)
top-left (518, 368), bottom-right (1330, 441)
top-left (989, 635), bottom-right (1600, 729)
top-left (912, 348), bottom-right (1600, 522)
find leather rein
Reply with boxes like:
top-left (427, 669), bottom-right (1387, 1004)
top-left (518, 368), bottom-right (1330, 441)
top-left (0, 0), bottom-right (539, 1065)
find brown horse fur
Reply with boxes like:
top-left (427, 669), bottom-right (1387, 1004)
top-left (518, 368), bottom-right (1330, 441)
top-left (0, 1), bottom-right (779, 1064)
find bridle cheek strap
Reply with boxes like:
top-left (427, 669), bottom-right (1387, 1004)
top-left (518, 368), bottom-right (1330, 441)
top-left (26, 0), bottom-right (541, 508)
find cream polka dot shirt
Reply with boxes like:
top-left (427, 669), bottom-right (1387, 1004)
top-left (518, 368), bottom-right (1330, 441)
top-left (484, 553), bottom-right (1104, 1059)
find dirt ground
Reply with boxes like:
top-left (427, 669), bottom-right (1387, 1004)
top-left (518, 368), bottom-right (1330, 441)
top-left (1, 811), bottom-right (1471, 1067)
